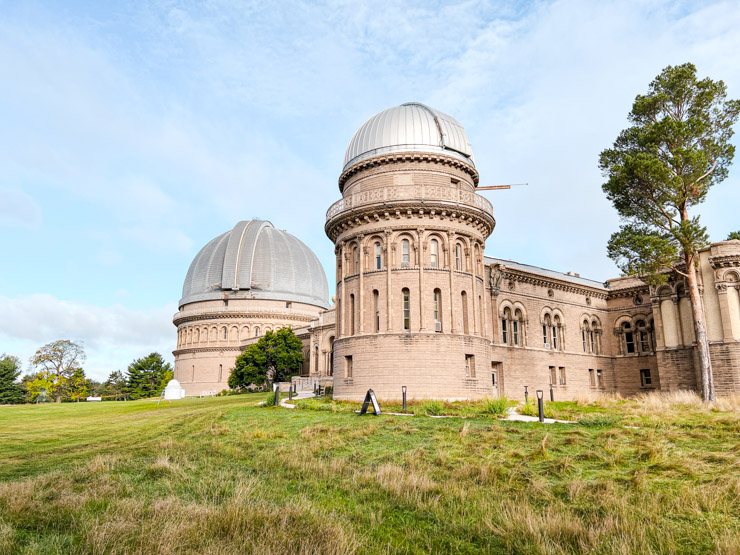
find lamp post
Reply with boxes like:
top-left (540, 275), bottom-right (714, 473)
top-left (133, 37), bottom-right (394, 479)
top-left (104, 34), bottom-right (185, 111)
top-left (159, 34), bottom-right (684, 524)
top-left (402, 386), bottom-right (407, 412)
top-left (524, 385), bottom-right (529, 404)
top-left (550, 385), bottom-right (554, 402)
top-left (536, 390), bottom-right (544, 422)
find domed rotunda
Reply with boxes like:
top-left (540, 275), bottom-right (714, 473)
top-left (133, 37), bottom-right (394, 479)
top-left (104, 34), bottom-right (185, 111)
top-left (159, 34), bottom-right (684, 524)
top-left (173, 220), bottom-right (330, 396)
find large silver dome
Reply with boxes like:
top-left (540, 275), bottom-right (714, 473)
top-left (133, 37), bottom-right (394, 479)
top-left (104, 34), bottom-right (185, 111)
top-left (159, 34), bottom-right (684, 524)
top-left (342, 102), bottom-right (475, 173)
top-left (180, 220), bottom-right (330, 309)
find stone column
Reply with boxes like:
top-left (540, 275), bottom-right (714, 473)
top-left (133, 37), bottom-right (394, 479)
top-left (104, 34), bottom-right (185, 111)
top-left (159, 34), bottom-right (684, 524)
top-left (418, 228), bottom-right (426, 331)
top-left (715, 283), bottom-right (735, 341)
top-left (386, 230), bottom-right (393, 331)
top-left (671, 295), bottom-right (683, 347)
top-left (650, 297), bottom-right (665, 350)
top-left (448, 231), bottom-right (457, 334)
top-left (358, 235), bottom-right (365, 333)
top-left (471, 243), bottom-right (479, 335)
top-left (337, 243), bottom-right (344, 338)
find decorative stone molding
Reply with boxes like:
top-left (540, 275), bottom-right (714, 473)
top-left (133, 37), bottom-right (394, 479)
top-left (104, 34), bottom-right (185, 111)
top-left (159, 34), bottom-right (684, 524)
top-left (338, 151), bottom-right (480, 190)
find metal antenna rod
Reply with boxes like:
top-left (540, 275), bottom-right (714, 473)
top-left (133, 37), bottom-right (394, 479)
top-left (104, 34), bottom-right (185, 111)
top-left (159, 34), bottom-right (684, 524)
top-left (476, 183), bottom-right (528, 191)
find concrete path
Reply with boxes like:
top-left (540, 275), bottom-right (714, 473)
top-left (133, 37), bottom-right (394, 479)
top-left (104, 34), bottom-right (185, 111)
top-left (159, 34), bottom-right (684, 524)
top-left (280, 391), bottom-right (315, 409)
top-left (504, 407), bottom-right (576, 424)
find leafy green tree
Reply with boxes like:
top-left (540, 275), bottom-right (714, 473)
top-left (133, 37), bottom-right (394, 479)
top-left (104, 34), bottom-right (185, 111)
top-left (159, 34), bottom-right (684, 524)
top-left (67, 368), bottom-right (88, 401)
top-left (105, 370), bottom-right (127, 400)
top-left (0, 354), bottom-right (25, 404)
top-left (29, 340), bottom-right (86, 403)
top-left (600, 63), bottom-right (740, 402)
top-left (229, 328), bottom-right (304, 390)
top-left (126, 353), bottom-right (173, 400)
top-left (24, 371), bottom-right (56, 403)
top-left (727, 231), bottom-right (740, 241)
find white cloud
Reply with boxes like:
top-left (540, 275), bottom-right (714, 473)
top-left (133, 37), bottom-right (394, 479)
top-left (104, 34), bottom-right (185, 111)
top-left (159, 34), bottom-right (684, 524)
top-left (0, 187), bottom-right (42, 229)
top-left (0, 294), bottom-right (176, 381)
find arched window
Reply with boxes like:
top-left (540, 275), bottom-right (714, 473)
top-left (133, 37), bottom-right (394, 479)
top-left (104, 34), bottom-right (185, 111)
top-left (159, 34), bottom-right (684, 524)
top-left (514, 308), bottom-right (524, 346)
top-left (375, 242), bottom-right (382, 270)
top-left (552, 315), bottom-right (561, 350)
top-left (591, 320), bottom-right (600, 354)
top-left (433, 289), bottom-right (442, 332)
top-left (430, 239), bottom-right (439, 268)
top-left (353, 246), bottom-right (359, 273)
top-left (455, 243), bottom-right (462, 271)
top-left (401, 239), bottom-right (410, 268)
top-left (461, 291), bottom-right (469, 334)
top-left (373, 290), bottom-right (380, 332)
top-left (582, 320), bottom-right (590, 352)
top-left (254, 327), bottom-right (260, 337)
top-left (543, 314), bottom-right (551, 348)
top-left (636, 320), bottom-right (651, 353)
top-left (222, 327), bottom-right (227, 340)
top-left (350, 294), bottom-right (355, 335)
top-left (622, 322), bottom-right (635, 354)
top-left (402, 288), bottom-right (410, 330)
top-left (502, 308), bottom-right (510, 344)
top-left (512, 310), bottom-right (519, 345)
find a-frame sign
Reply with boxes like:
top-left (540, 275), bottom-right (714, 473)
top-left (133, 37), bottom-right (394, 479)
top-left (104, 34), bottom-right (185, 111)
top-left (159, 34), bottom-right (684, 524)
top-left (359, 389), bottom-right (381, 415)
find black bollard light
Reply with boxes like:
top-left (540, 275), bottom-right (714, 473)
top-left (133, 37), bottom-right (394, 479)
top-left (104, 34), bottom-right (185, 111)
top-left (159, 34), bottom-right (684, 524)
top-left (402, 386), bottom-right (407, 412)
top-left (536, 390), bottom-right (544, 422)
top-left (293, 382), bottom-right (297, 394)
top-left (273, 385), bottom-right (280, 406)
top-left (524, 385), bottom-right (529, 405)
top-left (550, 385), bottom-right (554, 402)
top-left (289, 388), bottom-right (293, 401)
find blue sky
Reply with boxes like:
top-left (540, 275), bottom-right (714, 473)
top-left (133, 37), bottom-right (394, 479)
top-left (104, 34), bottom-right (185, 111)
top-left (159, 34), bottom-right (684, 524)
top-left (1, 0), bottom-right (739, 380)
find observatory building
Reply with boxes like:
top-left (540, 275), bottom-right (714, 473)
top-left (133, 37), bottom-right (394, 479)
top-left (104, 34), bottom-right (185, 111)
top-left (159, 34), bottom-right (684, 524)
top-left (173, 220), bottom-right (329, 396)
top-left (174, 103), bottom-right (740, 400)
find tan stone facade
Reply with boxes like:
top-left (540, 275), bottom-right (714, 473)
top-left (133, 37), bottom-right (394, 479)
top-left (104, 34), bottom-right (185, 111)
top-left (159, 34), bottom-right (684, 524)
top-left (173, 298), bottom-right (324, 396)
top-left (173, 104), bottom-right (740, 400)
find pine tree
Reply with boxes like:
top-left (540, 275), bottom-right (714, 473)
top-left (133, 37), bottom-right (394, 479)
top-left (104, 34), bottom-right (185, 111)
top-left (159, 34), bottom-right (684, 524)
top-left (126, 353), bottom-right (173, 400)
top-left (0, 354), bottom-right (25, 404)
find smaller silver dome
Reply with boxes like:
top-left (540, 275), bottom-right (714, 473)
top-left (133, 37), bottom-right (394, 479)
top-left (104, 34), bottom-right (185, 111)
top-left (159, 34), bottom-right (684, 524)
top-left (343, 102), bottom-right (475, 173)
top-left (180, 220), bottom-right (330, 309)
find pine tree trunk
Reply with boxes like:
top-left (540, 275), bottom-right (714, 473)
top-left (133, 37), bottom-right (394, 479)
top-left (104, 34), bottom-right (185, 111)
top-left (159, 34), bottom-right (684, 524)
top-left (685, 253), bottom-right (716, 402)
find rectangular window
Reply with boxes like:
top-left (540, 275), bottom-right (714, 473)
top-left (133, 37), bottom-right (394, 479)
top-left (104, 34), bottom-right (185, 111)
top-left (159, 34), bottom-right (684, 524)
top-left (596, 369), bottom-right (603, 388)
top-left (374, 291), bottom-right (380, 332)
top-left (559, 367), bottom-right (566, 385)
top-left (512, 320), bottom-right (519, 346)
top-left (375, 243), bottom-right (382, 270)
top-left (639, 331), bottom-right (650, 353)
top-left (590, 331), bottom-right (595, 353)
top-left (543, 325), bottom-right (548, 347)
top-left (345, 356), bottom-right (353, 378)
top-left (551, 326), bottom-right (558, 350)
top-left (502, 319), bottom-right (508, 344)
top-left (465, 355), bottom-right (475, 378)
top-left (285, 301), bottom-right (292, 308)
top-left (640, 368), bottom-right (652, 387)
top-left (582, 330), bottom-right (587, 352)
top-left (549, 366), bottom-right (557, 385)
top-left (625, 331), bottom-right (635, 354)
top-left (430, 240), bottom-right (438, 268)
top-left (402, 241), bottom-right (410, 267)
top-left (403, 289), bottom-right (410, 331)
top-left (433, 290), bottom-right (441, 331)
top-left (589, 369), bottom-right (595, 387)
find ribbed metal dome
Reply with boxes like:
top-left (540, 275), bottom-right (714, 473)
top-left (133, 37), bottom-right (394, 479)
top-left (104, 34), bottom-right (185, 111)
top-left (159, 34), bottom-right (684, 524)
top-left (343, 102), bottom-right (475, 172)
top-left (180, 220), bottom-right (330, 309)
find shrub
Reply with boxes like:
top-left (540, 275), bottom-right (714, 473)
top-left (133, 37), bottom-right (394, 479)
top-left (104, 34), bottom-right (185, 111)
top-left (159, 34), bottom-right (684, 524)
top-left (480, 396), bottom-right (509, 416)
top-left (264, 391), bottom-right (278, 406)
top-left (417, 400), bottom-right (445, 416)
top-left (518, 401), bottom-right (554, 419)
top-left (579, 414), bottom-right (623, 427)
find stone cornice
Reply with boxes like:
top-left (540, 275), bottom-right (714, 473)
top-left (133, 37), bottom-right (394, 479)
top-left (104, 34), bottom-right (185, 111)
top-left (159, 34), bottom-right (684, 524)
top-left (173, 346), bottom-right (244, 356)
top-left (326, 203), bottom-right (495, 243)
top-left (607, 285), bottom-right (650, 300)
top-left (710, 254), bottom-right (740, 269)
top-left (338, 151), bottom-right (479, 190)
top-left (174, 311), bottom-right (316, 327)
top-left (501, 268), bottom-right (610, 299)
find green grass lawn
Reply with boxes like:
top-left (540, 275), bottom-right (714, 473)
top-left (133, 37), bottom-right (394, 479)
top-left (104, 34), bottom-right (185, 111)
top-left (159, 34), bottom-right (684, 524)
top-left (0, 393), bottom-right (738, 554)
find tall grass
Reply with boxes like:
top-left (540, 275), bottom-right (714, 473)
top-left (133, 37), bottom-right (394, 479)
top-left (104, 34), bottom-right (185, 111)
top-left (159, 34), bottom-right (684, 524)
top-left (0, 392), bottom-right (738, 553)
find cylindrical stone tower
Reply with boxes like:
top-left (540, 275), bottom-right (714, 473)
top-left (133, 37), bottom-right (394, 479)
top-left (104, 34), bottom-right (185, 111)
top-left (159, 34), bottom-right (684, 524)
top-left (325, 103), bottom-right (496, 401)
